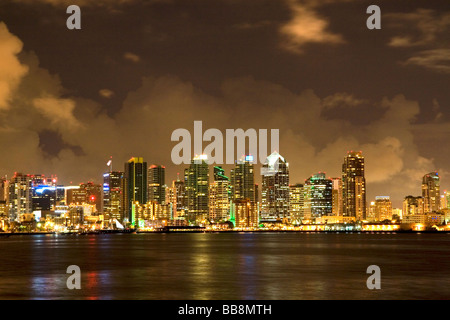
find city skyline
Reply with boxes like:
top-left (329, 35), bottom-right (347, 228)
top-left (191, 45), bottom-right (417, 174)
top-left (0, 0), bottom-right (448, 209)
top-left (1, 150), bottom-right (447, 212)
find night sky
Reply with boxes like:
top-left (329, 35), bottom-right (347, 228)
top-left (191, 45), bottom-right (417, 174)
top-left (0, 0), bottom-right (449, 207)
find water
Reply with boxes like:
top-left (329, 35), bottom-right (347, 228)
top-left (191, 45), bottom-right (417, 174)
top-left (0, 232), bottom-right (449, 300)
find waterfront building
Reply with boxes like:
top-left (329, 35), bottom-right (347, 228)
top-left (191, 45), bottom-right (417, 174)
top-left (148, 165), bottom-right (166, 204)
top-left (233, 199), bottom-right (258, 228)
top-left (186, 155), bottom-right (209, 225)
top-left (422, 172), bottom-right (440, 213)
top-left (304, 173), bottom-right (333, 219)
top-left (261, 151), bottom-right (290, 221)
top-left (374, 196), bottom-right (392, 221)
top-left (124, 157), bottom-right (147, 225)
top-left (342, 151), bottom-right (367, 221)
top-left (403, 195), bottom-right (424, 216)
top-left (8, 173), bottom-right (32, 222)
top-left (209, 166), bottom-right (230, 223)
top-left (103, 171), bottom-right (125, 223)
top-left (331, 177), bottom-right (343, 216)
top-left (289, 184), bottom-right (304, 224)
top-left (230, 156), bottom-right (255, 202)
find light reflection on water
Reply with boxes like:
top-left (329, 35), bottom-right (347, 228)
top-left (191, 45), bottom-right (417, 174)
top-left (0, 233), bottom-right (449, 299)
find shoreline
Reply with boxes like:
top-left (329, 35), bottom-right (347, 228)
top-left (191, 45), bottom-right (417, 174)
top-left (0, 229), bottom-right (449, 236)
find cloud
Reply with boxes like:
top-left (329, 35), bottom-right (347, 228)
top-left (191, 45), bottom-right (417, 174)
top-left (403, 49), bottom-right (450, 74)
top-left (323, 92), bottom-right (368, 109)
top-left (280, 0), bottom-right (345, 53)
top-left (0, 20), bottom-right (447, 206)
top-left (0, 23), bottom-right (29, 110)
top-left (99, 89), bottom-right (115, 98)
top-left (33, 96), bottom-right (83, 132)
top-left (123, 52), bottom-right (141, 63)
top-left (386, 9), bottom-right (450, 74)
top-left (387, 9), bottom-right (450, 48)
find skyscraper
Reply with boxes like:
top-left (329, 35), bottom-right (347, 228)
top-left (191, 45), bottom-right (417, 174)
top-left (66, 182), bottom-right (103, 212)
top-left (148, 165), bottom-right (166, 204)
top-left (124, 157), bottom-right (147, 225)
top-left (374, 196), bottom-right (392, 221)
top-left (342, 151), bottom-right (366, 221)
top-left (305, 173), bottom-right (332, 218)
top-left (230, 156), bottom-right (255, 202)
top-left (261, 151), bottom-right (290, 221)
top-left (186, 155), bottom-right (209, 225)
top-left (289, 184), bottom-right (304, 224)
top-left (233, 199), bottom-right (258, 228)
top-left (403, 195), bottom-right (424, 216)
top-left (172, 174), bottom-right (186, 219)
top-left (422, 172), bottom-right (440, 213)
top-left (209, 166), bottom-right (231, 223)
top-left (331, 177), bottom-right (343, 216)
top-left (8, 173), bottom-right (32, 222)
top-left (103, 171), bottom-right (125, 223)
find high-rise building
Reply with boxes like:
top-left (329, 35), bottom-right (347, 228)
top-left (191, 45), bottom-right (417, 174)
top-left (103, 171), bottom-right (125, 223)
top-left (124, 157), bottom-right (148, 225)
top-left (422, 172), bottom-right (440, 213)
top-left (261, 151), bottom-right (290, 221)
top-left (8, 173), bottom-right (32, 221)
top-left (171, 174), bottom-right (186, 219)
top-left (403, 195), bottom-right (424, 216)
top-left (342, 151), bottom-right (366, 221)
top-left (233, 199), bottom-right (258, 228)
top-left (0, 177), bottom-right (9, 203)
top-left (304, 173), bottom-right (333, 218)
top-left (289, 184), bottom-right (304, 223)
top-left (331, 177), bottom-right (343, 216)
top-left (66, 182), bottom-right (103, 213)
top-left (230, 156), bottom-right (255, 202)
top-left (148, 165), bottom-right (166, 204)
top-left (186, 155), bottom-right (209, 225)
top-left (374, 196), bottom-right (392, 221)
top-left (209, 166), bottom-right (231, 223)
top-left (441, 190), bottom-right (450, 210)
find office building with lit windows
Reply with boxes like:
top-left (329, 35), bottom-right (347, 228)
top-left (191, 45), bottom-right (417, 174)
top-left (261, 151), bottom-right (290, 221)
top-left (185, 155), bottom-right (209, 225)
top-left (304, 173), bottom-right (333, 218)
top-left (148, 165), bottom-right (166, 204)
top-left (422, 172), bottom-right (440, 213)
top-left (209, 166), bottom-right (231, 223)
top-left (124, 157), bottom-right (148, 224)
top-left (103, 171), bottom-right (125, 223)
top-left (342, 151), bottom-right (367, 221)
top-left (230, 156), bottom-right (255, 202)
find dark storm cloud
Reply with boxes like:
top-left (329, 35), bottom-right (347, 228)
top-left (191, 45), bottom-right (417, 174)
top-left (0, 0), bottom-right (449, 206)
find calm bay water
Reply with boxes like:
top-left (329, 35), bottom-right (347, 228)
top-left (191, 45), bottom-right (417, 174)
top-left (0, 232), bottom-right (449, 300)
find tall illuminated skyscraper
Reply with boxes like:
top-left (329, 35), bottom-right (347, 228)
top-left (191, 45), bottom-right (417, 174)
top-left (342, 151), bottom-right (366, 221)
top-left (422, 172), bottom-right (440, 213)
top-left (289, 184), bottom-right (304, 223)
top-left (403, 195), bottom-right (424, 216)
top-left (173, 174), bottom-right (186, 219)
top-left (331, 177), bottom-right (343, 216)
top-left (261, 151), bottom-right (290, 221)
top-left (103, 171), bottom-right (125, 223)
top-left (209, 166), bottom-right (230, 222)
top-left (230, 156), bottom-right (255, 202)
top-left (124, 157), bottom-right (147, 224)
top-left (305, 173), bottom-right (332, 218)
top-left (186, 155), bottom-right (209, 225)
top-left (374, 196), bottom-right (392, 221)
top-left (8, 173), bottom-right (32, 222)
top-left (148, 165), bottom-right (166, 204)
